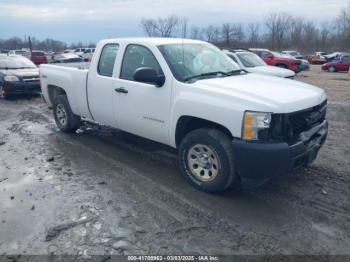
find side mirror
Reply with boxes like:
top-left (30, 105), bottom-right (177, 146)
top-left (133, 67), bottom-right (165, 87)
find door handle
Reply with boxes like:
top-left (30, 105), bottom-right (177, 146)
top-left (115, 87), bottom-right (128, 94)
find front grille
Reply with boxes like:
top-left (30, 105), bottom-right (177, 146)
top-left (22, 76), bottom-right (40, 83)
top-left (285, 100), bottom-right (327, 141)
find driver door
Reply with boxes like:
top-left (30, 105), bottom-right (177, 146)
top-left (113, 44), bottom-right (172, 145)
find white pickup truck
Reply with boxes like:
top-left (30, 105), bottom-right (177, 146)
top-left (40, 38), bottom-right (328, 192)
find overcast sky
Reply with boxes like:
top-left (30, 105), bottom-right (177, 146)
top-left (0, 0), bottom-right (348, 43)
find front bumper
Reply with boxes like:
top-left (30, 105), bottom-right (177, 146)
top-left (4, 81), bottom-right (41, 95)
top-left (232, 120), bottom-right (328, 188)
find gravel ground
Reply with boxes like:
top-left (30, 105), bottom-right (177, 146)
top-left (0, 65), bottom-right (349, 258)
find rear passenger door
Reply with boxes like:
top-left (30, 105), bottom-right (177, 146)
top-left (87, 43), bottom-right (120, 126)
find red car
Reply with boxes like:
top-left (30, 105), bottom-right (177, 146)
top-left (250, 48), bottom-right (300, 73)
top-left (322, 55), bottom-right (350, 72)
top-left (31, 51), bottom-right (48, 65)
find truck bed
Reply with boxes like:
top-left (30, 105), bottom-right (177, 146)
top-left (46, 62), bottom-right (90, 69)
top-left (40, 63), bottom-right (92, 119)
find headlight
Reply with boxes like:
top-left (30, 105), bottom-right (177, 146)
top-left (4, 75), bottom-right (19, 82)
top-left (242, 111), bottom-right (272, 140)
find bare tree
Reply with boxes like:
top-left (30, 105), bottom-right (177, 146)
top-left (302, 21), bottom-right (320, 52)
top-left (265, 13), bottom-right (292, 49)
top-left (289, 17), bottom-right (305, 49)
top-left (140, 15), bottom-right (179, 37)
top-left (221, 23), bottom-right (244, 47)
top-left (190, 26), bottom-right (202, 40)
top-left (247, 23), bottom-right (260, 47)
top-left (221, 23), bottom-right (235, 46)
top-left (140, 19), bottom-right (159, 37)
top-left (334, 2), bottom-right (350, 49)
top-left (319, 21), bottom-right (331, 50)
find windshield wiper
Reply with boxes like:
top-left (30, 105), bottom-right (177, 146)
top-left (184, 71), bottom-right (230, 82)
top-left (226, 69), bottom-right (248, 75)
top-left (184, 69), bottom-right (247, 83)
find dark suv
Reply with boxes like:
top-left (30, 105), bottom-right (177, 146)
top-left (0, 55), bottom-right (40, 99)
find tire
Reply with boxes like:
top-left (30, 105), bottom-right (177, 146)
top-left (328, 66), bottom-right (336, 73)
top-left (53, 95), bottom-right (81, 132)
top-left (0, 85), bottom-right (10, 100)
top-left (178, 128), bottom-right (236, 193)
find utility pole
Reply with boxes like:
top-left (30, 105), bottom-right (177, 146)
top-left (28, 36), bottom-right (33, 55)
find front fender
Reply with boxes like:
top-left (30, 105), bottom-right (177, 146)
top-left (169, 90), bottom-right (243, 147)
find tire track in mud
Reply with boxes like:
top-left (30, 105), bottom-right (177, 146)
top-left (49, 131), bottom-right (291, 254)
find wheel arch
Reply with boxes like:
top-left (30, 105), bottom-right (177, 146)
top-left (175, 115), bottom-right (233, 148)
top-left (47, 85), bottom-right (67, 105)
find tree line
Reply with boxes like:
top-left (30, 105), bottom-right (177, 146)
top-left (140, 2), bottom-right (350, 53)
top-left (0, 36), bottom-right (95, 52)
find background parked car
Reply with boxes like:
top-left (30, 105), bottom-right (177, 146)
top-left (324, 52), bottom-right (350, 62)
top-left (51, 53), bottom-right (84, 63)
top-left (63, 49), bottom-right (75, 54)
top-left (0, 55), bottom-right (40, 99)
top-left (322, 55), bottom-right (350, 72)
top-left (250, 48), bottom-right (300, 73)
top-left (31, 51), bottom-right (48, 65)
top-left (281, 50), bottom-right (303, 59)
top-left (307, 52), bottom-right (327, 64)
top-left (282, 53), bottom-right (310, 71)
top-left (74, 48), bottom-right (86, 57)
top-left (224, 49), bottom-right (295, 78)
top-left (81, 48), bottom-right (95, 61)
top-left (8, 49), bottom-right (31, 58)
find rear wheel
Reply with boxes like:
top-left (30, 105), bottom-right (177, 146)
top-left (178, 128), bottom-right (236, 193)
top-left (328, 66), bottom-right (336, 73)
top-left (53, 95), bottom-right (81, 132)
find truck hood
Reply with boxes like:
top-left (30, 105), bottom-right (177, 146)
top-left (246, 66), bottom-right (295, 78)
top-left (193, 73), bottom-right (326, 113)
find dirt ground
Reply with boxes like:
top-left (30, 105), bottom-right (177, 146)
top-left (0, 65), bottom-right (349, 257)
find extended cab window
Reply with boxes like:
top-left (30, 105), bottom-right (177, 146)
top-left (98, 44), bottom-right (119, 77)
top-left (120, 45), bottom-right (163, 81)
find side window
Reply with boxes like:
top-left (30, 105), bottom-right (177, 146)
top-left (342, 56), bottom-right (350, 62)
top-left (98, 44), bottom-right (119, 77)
top-left (260, 51), bottom-right (271, 58)
top-left (120, 44), bottom-right (163, 81)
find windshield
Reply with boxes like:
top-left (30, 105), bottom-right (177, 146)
top-left (236, 52), bottom-right (266, 67)
top-left (158, 43), bottom-right (240, 82)
top-left (0, 56), bottom-right (36, 69)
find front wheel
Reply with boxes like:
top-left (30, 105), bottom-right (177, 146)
top-left (328, 66), bottom-right (336, 73)
top-left (178, 128), bottom-right (236, 193)
top-left (0, 86), bottom-right (10, 100)
top-left (53, 95), bottom-right (81, 132)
